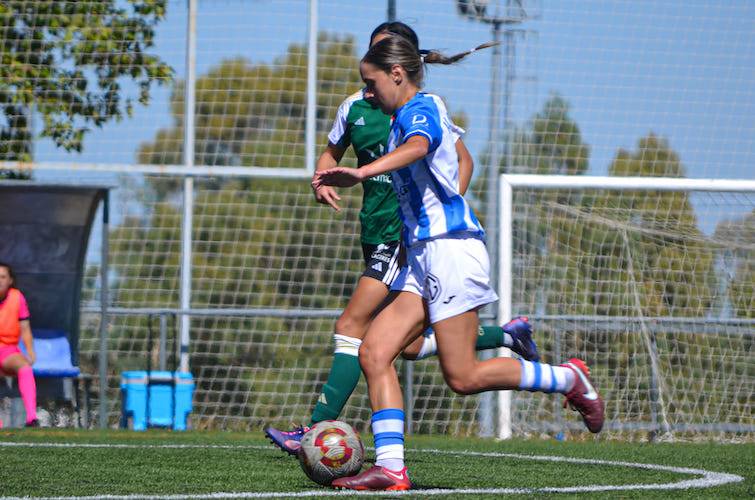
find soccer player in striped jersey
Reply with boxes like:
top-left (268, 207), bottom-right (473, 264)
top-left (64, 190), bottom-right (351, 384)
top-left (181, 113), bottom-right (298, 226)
top-left (314, 35), bottom-right (605, 491)
top-left (265, 23), bottom-right (539, 457)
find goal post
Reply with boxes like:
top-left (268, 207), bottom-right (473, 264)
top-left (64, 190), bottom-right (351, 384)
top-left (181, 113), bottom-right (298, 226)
top-left (497, 174), bottom-right (755, 440)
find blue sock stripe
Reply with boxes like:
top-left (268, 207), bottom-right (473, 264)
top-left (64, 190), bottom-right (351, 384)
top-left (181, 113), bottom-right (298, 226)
top-left (372, 408), bottom-right (405, 422)
top-left (533, 361), bottom-right (542, 390)
top-left (375, 436), bottom-right (405, 447)
top-left (375, 431), bottom-right (404, 442)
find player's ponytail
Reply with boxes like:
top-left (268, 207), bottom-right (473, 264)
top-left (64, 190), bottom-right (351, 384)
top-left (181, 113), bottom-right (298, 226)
top-left (422, 42), bottom-right (499, 65)
top-left (363, 36), bottom-right (496, 87)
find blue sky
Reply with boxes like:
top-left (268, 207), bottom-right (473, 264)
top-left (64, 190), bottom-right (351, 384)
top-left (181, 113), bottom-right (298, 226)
top-left (34, 0), bottom-right (753, 182)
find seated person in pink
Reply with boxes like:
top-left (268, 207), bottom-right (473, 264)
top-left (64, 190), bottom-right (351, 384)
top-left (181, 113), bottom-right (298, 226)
top-left (0, 262), bottom-right (38, 427)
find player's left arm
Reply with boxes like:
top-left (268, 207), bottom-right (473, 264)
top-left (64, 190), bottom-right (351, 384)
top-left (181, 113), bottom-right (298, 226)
top-left (456, 139), bottom-right (473, 195)
top-left (20, 319), bottom-right (35, 365)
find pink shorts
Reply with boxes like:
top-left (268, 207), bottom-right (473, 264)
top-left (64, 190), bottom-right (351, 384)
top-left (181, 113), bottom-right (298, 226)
top-left (0, 345), bottom-right (22, 370)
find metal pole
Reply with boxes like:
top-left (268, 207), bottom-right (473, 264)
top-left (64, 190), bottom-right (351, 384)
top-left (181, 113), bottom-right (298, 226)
top-left (159, 313), bottom-right (168, 371)
top-left (305, 0), bottom-right (318, 175)
top-left (179, 0), bottom-right (197, 373)
top-left (98, 192), bottom-right (110, 428)
top-left (387, 0), bottom-right (396, 21)
top-left (497, 177), bottom-right (514, 439)
top-left (478, 21), bottom-right (502, 438)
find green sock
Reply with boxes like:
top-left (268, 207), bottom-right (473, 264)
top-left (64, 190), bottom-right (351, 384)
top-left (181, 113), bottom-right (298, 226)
top-left (475, 325), bottom-right (505, 350)
top-left (310, 352), bottom-right (361, 424)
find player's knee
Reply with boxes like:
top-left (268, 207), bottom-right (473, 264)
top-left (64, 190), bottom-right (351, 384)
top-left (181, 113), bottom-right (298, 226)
top-left (445, 374), bottom-right (480, 395)
top-left (358, 342), bottom-right (389, 376)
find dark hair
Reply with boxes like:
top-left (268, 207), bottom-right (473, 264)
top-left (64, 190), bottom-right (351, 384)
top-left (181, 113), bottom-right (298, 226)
top-left (0, 261), bottom-right (15, 287)
top-left (363, 36), bottom-right (497, 87)
top-left (370, 22), bottom-right (421, 52)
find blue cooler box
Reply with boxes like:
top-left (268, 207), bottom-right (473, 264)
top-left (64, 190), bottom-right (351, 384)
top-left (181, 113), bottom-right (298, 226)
top-left (120, 371), bottom-right (194, 431)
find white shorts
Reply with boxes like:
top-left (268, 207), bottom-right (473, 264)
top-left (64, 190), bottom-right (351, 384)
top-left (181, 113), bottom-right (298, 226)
top-left (390, 235), bottom-right (498, 324)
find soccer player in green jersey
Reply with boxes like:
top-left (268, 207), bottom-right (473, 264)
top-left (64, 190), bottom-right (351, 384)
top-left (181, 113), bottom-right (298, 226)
top-left (265, 22), bottom-right (539, 456)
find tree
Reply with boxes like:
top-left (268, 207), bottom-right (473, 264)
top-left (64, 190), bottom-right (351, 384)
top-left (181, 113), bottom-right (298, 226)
top-left (100, 34), bottom-right (367, 419)
top-left (528, 94), bottom-right (590, 175)
top-left (0, 0), bottom-right (172, 175)
top-left (137, 32), bottom-right (361, 196)
top-left (714, 210), bottom-right (754, 318)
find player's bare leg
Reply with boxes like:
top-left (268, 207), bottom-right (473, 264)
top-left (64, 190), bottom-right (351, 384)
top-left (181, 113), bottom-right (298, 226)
top-left (332, 291), bottom-right (424, 491)
top-left (433, 310), bottom-right (604, 432)
top-left (265, 276), bottom-right (389, 455)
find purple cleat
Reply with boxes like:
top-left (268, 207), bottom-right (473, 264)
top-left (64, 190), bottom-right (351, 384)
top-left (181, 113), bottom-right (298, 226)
top-left (502, 316), bottom-right (540, 362)
top-left (264, 425), bottom-right (310, 456)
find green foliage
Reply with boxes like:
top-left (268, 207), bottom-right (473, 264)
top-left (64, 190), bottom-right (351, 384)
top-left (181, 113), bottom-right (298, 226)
top-left (529, 94), bottom-right (590, 175)
top-left (713, 210), bottom-right (755, 318)
top-left (137, 32), bottom-right (361, 189)
top-left (101, 35), bottom-right (366, 400)
top-left (0, 0), bottom-right (172, 165)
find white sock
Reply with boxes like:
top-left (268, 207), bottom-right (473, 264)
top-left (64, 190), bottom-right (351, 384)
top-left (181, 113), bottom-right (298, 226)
top-left (333, 333), bottom-right (361, 356)
top-left (415, 329), bottom-right (437, 360)
top-left (518, 360), bottom-right (576, 394)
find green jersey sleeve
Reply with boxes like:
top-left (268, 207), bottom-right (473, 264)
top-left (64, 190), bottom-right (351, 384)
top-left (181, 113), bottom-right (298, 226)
top-left (327, 90), bottom-right (363, 149)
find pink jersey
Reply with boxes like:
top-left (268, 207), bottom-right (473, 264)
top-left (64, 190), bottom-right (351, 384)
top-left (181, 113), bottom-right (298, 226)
top-left (0, 288), bottom-right (30, 345)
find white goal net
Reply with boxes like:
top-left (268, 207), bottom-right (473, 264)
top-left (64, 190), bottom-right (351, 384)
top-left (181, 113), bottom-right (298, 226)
top-left (499, 175), bottom-right (754, 440)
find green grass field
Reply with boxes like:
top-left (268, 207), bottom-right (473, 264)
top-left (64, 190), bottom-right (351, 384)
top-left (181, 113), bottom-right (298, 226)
top-left (0, 429), bottom-right (751, 498)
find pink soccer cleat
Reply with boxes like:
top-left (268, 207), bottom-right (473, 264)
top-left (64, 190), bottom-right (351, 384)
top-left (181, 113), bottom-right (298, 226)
top-left (561, 358), bottom-right (605, 433)
top-left (331, 465), bottom-right (412, 491)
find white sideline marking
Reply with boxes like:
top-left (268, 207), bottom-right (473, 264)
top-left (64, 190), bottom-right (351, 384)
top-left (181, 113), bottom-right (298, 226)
top-left (0, 442), bottom-right (743, 499)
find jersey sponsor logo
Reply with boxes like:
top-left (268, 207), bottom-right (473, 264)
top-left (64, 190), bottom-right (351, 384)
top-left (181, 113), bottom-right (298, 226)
top-left (354, 116), bottom-right (365, 126)
top-left (426, 273), bottom-right (441, 304)
top-left (411, 114), bottom-right (427, 125)
top-left (369, 173), bottom-right (392, 184)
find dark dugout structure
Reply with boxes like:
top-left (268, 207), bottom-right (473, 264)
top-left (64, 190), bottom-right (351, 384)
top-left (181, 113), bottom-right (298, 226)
top-left (0, 182), bottom-right (109, 426)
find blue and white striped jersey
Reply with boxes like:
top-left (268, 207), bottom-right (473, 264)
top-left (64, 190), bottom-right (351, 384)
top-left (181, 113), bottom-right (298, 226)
top-left (387, 92), bottom-right (485, 247)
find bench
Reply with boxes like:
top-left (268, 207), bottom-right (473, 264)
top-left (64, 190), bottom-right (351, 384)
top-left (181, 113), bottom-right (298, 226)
top-left (18, 329), bottom-right (92, 427)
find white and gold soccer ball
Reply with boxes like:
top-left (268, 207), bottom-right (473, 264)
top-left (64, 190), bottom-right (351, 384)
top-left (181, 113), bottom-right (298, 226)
top-left (298, 420), bottom-right (365, 486)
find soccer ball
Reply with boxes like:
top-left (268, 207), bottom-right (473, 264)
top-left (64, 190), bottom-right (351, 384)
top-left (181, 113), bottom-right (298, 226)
top-left (298, 420), bottom-right (365, 486)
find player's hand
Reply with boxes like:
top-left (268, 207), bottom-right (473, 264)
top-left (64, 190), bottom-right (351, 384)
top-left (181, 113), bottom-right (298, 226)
top-left (313, 167), bottom-right (365, 189)
top-left (26, 350), bottom-right (36, 365)
top-left (313, 184), bottom-right (341, 212)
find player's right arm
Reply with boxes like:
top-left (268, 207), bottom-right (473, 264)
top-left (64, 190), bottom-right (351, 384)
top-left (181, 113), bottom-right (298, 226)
top-left (312, 92), bottom-right (360, 211)
top-left (312, 144), bottom-right (346, 211)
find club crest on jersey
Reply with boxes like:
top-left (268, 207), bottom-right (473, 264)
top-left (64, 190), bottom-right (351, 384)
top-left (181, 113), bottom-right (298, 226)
top-left (412, 114), bottom-right (427, 125)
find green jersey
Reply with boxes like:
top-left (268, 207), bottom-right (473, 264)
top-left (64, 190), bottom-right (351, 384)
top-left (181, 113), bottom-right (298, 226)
top-left (328, 90), bottom-right (401, 245)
